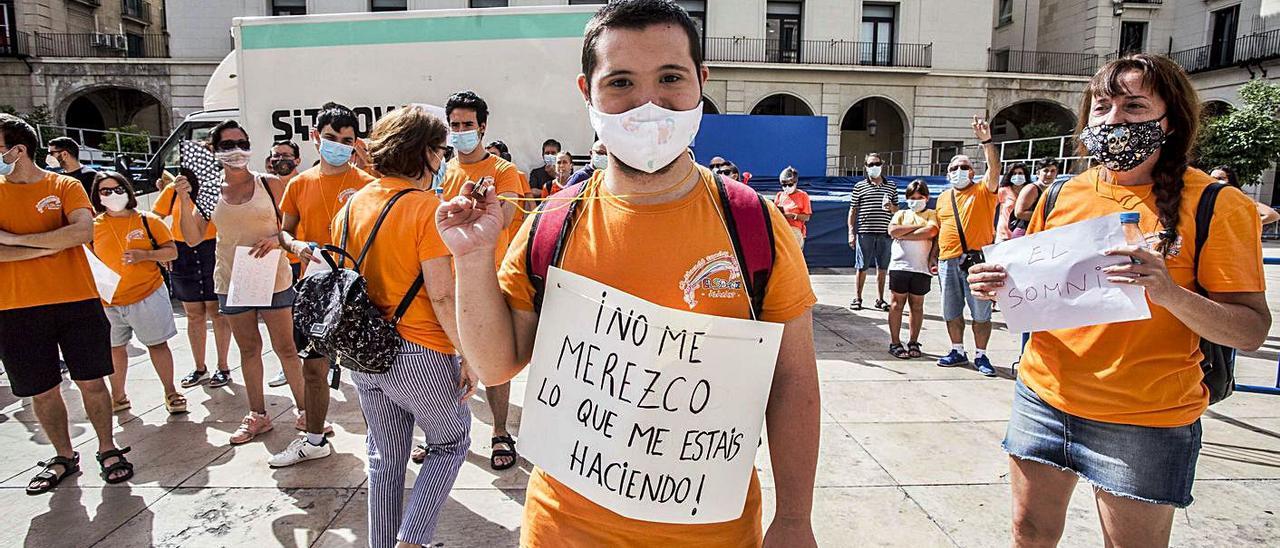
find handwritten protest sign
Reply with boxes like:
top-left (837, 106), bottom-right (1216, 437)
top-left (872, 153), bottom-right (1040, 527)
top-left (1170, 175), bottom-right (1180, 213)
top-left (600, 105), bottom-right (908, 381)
top-left (519, 267), bottom-right (783, 524)
top-left (83, 245), bottom-right (120, 303)
top-left (226, 247), bottom-right (282, 307)
top-left (982, 212), bottom-right (1151, 333)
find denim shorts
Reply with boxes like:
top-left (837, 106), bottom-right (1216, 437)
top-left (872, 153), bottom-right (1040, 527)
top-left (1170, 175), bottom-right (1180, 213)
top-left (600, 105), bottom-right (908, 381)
top-left (1003, 379), bottom-right (1201, 508)
top-left (216, 287), bottom-right (297, 316)
top-left (855, 233), bottom-right (892, 271)
top-left (939, 257), bottom-right (992, 322)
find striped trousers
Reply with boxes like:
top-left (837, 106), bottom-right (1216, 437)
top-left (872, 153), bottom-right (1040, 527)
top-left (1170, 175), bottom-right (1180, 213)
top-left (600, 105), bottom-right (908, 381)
top-left (352, 340), bottom-right (471, 548)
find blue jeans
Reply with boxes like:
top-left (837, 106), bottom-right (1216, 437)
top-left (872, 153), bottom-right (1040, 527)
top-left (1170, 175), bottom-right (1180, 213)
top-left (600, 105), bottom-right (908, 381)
top-left (939, 257), bottom-right (992, 323)
top-left (1003, 380), bottom-right (1201, 507)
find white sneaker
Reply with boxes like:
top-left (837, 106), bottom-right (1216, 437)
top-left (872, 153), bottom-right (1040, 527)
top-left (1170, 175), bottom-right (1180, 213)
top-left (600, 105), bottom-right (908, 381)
top-left (268, 437), bottom-right (332, 468)
top-left (267, 370), bottom-right (289, 388)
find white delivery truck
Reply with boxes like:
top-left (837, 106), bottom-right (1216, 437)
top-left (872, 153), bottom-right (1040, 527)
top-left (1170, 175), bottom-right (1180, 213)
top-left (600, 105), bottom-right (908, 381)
top-left (141, 6), bottom-right (598, 191)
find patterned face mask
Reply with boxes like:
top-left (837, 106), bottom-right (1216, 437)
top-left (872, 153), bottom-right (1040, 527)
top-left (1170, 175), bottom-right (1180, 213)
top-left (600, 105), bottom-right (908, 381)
top-left (1079, 115), bottom-right (1167, 172)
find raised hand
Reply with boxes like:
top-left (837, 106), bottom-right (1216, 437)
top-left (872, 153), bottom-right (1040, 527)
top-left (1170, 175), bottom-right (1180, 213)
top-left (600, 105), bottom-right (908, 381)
top-left (972, 115), bottom-right (993, 142)
top-left (436, 181), bottom-right (506, 259)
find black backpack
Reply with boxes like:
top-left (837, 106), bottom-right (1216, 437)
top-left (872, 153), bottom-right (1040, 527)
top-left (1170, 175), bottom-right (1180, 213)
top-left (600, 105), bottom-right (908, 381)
top-left (1040, 179), bottom-right (1236, 403)
top-left (293, 188), bottom-right (423, 375)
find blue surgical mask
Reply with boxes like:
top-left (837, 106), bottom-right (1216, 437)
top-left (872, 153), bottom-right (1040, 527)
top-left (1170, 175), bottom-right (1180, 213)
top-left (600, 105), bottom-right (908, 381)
top-left (0, 147), bottom-right (18, 176)
top-left (1010, 174), bottom-right (1026, 186)
top-left (449, 130), bottom-right (480, 155)
top-left (431, 160), bottom-right (446, 189)
top-left (543, 154), bottom-right (557, 167)
top-left (591, 154), bottom-right (608, 170)
top-left (319, 138), bottom-right (354, 167)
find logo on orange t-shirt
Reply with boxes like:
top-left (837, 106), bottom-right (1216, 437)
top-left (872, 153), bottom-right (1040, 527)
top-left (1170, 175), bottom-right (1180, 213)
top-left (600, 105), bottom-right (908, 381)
top-left (338, 188), bottom-right (358, 204)
top-left (36, 195), bottom-right (62, 213)
top-left (125, 228), bottom-right (146, 242)
top-left (679, 250), bottom-right (744, 308)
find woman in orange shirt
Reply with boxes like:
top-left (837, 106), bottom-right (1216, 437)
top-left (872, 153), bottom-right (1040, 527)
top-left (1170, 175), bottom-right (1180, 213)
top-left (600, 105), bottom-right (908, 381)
top-left (969, 54), bottom-right (1270, 547)
top-left (773, 166), bottom-right (812, 248)
top-left (89, 171), bottom-right (185, 415)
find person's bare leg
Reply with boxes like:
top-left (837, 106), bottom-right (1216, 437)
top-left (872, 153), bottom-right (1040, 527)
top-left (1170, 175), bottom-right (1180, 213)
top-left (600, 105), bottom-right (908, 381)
top-left (225, 312), bottom-right (267, 413)
top-left (1094, 488), bottom-right (1175, 548)
top-left (488, 383), bottom-right (514, 468)
top-left (855, 269), bottom-right (867, 302)
top-left (107, 345), bottom-right (129, 404)
top-left (301, 358), bottom-right (330, 434)
top-left (946, 318), bottom-right (966, 346)
top-left (31, 387), bottom-right (75, 459)
top-left (209, 304), bottom-right (232, 371)
top-left (182, 301), bottom-right (209, 372)
top-left (888, 293), bottom-right (907, 346)
top-left (1010, 456), bottom-right (1078, 548)
top-left (147, 343), bottom-right (178, 396)
top-left (908, 294), bottom-right (926, 343)
top-left (261, 308), bottom-right (305, 410)
top-left (876, 268), bottom-right (888, 303)
top-left (974, 321), bottom-right (993, 352)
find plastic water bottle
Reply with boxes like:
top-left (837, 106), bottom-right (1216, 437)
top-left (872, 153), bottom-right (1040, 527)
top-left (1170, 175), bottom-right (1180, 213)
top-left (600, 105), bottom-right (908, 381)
top-left (1120, 212), bottom-right (1146, 264)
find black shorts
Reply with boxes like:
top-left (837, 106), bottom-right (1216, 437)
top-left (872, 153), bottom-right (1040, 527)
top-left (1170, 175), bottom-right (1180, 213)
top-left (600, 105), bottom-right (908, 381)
top-left (170, 239), bottom-right (217, 303)
top-left (889, 271), bottom-right (932, 296)
top-left (0, 299), bottom-right (114, 397)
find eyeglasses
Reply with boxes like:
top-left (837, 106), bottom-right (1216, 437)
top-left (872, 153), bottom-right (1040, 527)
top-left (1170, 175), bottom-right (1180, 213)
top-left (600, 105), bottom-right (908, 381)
top-left (865, 161), bottom-right (884, 167)
top-left (948, 165), bottom-right (972, 172)
top-left (268, 154), bottom-right (296, 161)
top-left (98, 186), bottom-right (127, 196)
top-left (214, 139), bottom-right (251, 152)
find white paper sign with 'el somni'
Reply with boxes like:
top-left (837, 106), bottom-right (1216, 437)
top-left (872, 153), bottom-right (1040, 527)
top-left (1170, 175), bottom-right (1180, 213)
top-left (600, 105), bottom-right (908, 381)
top-left (84, 245), bottom-right (121, 304)
top-left (226, 247), bottom-right (282, 307)
top-left (982, 212), bottom-right (1151, 333)
top-left (519, 267), bottom-right (784, 524)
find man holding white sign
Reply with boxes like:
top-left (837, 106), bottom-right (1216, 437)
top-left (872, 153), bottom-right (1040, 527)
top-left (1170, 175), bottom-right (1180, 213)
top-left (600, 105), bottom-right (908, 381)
top-left (436, 2), bottom-right (819, 546)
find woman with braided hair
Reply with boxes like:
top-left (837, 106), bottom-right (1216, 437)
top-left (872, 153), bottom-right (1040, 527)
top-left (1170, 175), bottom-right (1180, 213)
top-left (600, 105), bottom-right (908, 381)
top-left (968, 53), bottom-right (1271, 547)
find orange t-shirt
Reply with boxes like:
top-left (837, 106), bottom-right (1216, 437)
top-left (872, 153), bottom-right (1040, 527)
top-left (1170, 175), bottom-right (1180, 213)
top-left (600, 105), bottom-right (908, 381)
top-left (936, 182), bottom-right (999, 261)
top-left (774, 189), bottom-right (813, 235)
top-left (441, 155), bottom-right (524, 263)
top-left (281, 165), bottom-right (375, 246)
top-left (1020, 168), bottom-right (1265, 427)
top-left (498, 167), bottom-right (815, 546)
top-left (332, 177), bottom-right (453, 354)
top-left (92, 211), bottom-right (174, 306)
top-left (153, 183), bottom-right (217, 243)
top-left (0, 172), bottom-right (99, 310)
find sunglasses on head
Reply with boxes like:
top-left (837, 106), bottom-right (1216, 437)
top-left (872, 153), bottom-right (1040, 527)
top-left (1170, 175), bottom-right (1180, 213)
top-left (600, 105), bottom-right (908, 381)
top-left (948, 165), bottom-right (972, 172)
top-left (98, 186), bottom-right (127, 196)
top-left (215, 139), bottom-right (251, 152)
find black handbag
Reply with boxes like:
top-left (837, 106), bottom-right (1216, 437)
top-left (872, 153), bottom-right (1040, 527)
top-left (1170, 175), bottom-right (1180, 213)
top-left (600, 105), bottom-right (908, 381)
top-left (949, 189), bottom-right (985, 273)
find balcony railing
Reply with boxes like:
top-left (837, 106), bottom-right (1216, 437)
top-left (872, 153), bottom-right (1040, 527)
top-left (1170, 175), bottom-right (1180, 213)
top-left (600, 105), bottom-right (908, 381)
top-left (1167, 28), bottom-right (1280, 74)
top-left (705, 37), bottom-right (932, 68)
top-left (1, 32), bottom-right (29, 57)
top-left (22, 32), bottom-right (168, 58)
top-left (1123, 0), bottom-right (1163, 4)
top-left (988, 49), bottom-right (1100, 76)
top-left (122, 0), bottom-right (151, 23)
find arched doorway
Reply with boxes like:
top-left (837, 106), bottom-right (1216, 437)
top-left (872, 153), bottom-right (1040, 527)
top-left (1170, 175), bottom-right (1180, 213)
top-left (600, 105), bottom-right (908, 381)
top-left (840, 97), bottom-right (906, 175)
top-left (991, 100), bottom-right (1076, 160)
top-left (62, 86), bottom-right (165, 149)
top-left (702, 96), bottom-right (721, 115)
top-left (750, 93), bottom-right (813, 116)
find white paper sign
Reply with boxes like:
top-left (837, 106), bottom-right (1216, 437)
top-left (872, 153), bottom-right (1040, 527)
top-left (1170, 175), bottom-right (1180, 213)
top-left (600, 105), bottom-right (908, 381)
top-left (302, 257), bottom-right (328, 279)
top-left (519, 267), bottom-right (784, 524)
top-left (83, 245), bottom-right (120, 303)
top-left (226, 247), bottom-right (282, 307)
top-left (982, 213), bottom-right (1151, 333)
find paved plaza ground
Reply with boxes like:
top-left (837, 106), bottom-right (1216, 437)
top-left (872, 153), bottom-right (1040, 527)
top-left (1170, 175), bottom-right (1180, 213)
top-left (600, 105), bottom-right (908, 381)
top-left (3, 249), bottom-right (1279, 547)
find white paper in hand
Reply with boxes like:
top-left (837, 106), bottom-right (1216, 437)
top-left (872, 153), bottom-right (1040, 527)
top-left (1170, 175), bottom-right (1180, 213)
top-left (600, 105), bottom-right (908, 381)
top-left (302, 257), bottom-right (329, 279)
top-left (83, 245), bottom-right (121, 304)
top-left (982, 213), bottom-right (1151, 333)
top-left (226, 247), bottom-right (282, 307)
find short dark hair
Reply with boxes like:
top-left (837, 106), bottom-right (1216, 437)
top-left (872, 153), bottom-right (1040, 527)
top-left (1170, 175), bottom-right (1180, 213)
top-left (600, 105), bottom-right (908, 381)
top-left (90, 171), bottom-right (139, 213)
top-left (486, 140), bottom-right (509, 154)
top-left (582, 0), bottom-right (703, 83)
top-left (271, 140), bottom-right (300, 158)
top-left (445, 90), bottom-right (489, 125)
top-left (542, 139), bottom-right (561, 152)
top-left (905, 179), bottom-right (930, 199)
top-left (1036, 157), bottom-right (1060, 171)
top-left (210, 119), bottom-right (246, 147)
top-left (1211, 165), bottom-right (1239, 188)
top-left (315, 102), bottom-right (358, 135)
top-left (367, 105), bottom-right (449, 181)
top-left (0, 113), bottom-right (39, 159)
top-left (48, 136), bottom-right (81, 157)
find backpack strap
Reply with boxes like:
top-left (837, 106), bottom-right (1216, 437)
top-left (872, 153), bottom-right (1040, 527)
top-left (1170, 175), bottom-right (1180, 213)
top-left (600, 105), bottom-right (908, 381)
top-left (353, 188), bottom-right (420, 271)
top-left (259, 174), bottom-right (283, 226)
top-left (1192, 183), bottom-right (1226, 295)
top-left (1039, 178), bottom-right (1070, 225)
top-left (713, 173), bottom-right (774, 320)
top-left (528, 182), bottom-right (589, 314)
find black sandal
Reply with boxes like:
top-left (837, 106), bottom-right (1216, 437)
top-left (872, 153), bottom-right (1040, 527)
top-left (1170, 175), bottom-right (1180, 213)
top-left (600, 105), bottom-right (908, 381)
top-left (889, 343), bottom-right (910, 359)
top-left (848, 299), bottom-right (863, 311)
top-left (907, 342), bottom-right (923, 359)
top-left (26, 453), bottom-right (80, 495)
top-left (875, 299), bottom-right (891, 312)
top-left (490, 435), bottom-right (518, 471)
top-left (96, 447), bottom-right (134, 484)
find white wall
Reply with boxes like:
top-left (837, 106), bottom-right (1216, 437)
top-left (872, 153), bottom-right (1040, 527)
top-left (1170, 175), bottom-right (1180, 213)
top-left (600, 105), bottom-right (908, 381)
top-left (909, 0), bottom-right (993, 71)
top-left (166, 0), bottom-right (267, 59)
top-left (991, 0), bottom-right (1042, 53)
top-left (707, 0), bottom-right (765, 39)
top-left (803, 0), bottom-right (856, 42)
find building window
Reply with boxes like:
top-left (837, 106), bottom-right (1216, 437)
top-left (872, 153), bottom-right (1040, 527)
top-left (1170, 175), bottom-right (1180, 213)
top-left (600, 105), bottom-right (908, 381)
top-left (0, 0), bottom-right (14, 56)
top-left (932, 141), bottom-right (963, 175)
top-left (766, 0), bottom-right (802, 63)
top-left (272, 0), bottom-right (306, 16)
top-left (1209, 5), bottom-right (1240, 68)
top-left (371, 0), bottom-right (407, 11)
top-left (1119, 21), bottom-right (1147, 55)
top-left (997, 0), bottom-right (1013, 27)
top-left (470, 0), bottom-right (509, 7)
top-left (677, 1), bottom-right (706, 42)
top-left (860, 3), bottom-right (895, 66)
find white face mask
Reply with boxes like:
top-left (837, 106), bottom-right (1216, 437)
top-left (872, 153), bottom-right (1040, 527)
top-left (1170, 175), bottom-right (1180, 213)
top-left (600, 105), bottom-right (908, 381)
top-left (866, 165), bottom-right (882, 179)
top-left (216, 149), bottom-right (252, 169)
top-left (45, 154), bottom-right (61, 169)
top-left (101, 192), bottom-right (130, 212)
top-left (949, 168), bottom-right (972, 189)
top-left (782, 184), bottom-right (797, 195)
top-left (907, 198), bottom-right (927, 212)
top-left (1010, 174), bottom-right (1026, 186)
top-left (591, 153), bottom-right (608, 170)
top-left (588, 101), bottom-right (702, 174)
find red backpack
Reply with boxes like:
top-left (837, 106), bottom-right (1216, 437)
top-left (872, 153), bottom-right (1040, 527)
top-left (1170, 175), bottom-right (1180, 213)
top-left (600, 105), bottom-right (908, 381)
top-left (526, 173), bottom-right (776, 319)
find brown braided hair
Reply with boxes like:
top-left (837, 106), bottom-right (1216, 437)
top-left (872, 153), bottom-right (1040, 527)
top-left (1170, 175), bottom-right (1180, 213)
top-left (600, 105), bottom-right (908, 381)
top-left (1075, 54), bottom-right (1201, 255)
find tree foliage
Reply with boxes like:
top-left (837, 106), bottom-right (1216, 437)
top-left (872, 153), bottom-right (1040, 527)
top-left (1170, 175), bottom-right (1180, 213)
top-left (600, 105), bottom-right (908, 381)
top-left (1197, 79), bottom-right (1280, 186)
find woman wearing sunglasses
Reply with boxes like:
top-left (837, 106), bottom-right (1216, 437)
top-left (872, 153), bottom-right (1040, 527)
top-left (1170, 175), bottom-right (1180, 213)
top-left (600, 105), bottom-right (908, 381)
top-left (774, 166), bottom-right (812, 249)
top-left (88, 171), bottom-right (185, 416)
top-left (174, 120), bottom-right (306, 447)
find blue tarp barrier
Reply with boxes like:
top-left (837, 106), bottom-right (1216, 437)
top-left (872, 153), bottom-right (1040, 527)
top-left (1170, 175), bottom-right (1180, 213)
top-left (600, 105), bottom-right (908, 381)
top-left (692, 114), bottom-right (828, 177)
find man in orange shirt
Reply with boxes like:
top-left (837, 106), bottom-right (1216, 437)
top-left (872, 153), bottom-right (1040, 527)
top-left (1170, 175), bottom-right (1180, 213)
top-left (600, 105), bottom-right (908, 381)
top-left (436, 2), bottom-right (819, 546)
top-left (0, 114), bottom-right (134, 493)
top-left (438, 90), bottom-right (525, 471)
top-left (934, 117), bottom-right (1002, 377)
top-left (272, 102), bottom-right (376, 468)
